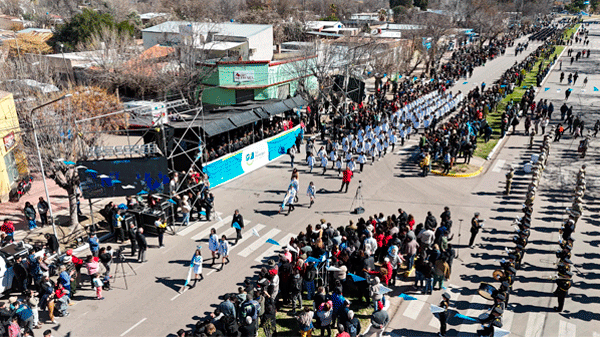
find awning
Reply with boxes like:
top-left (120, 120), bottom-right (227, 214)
top-left (228, 110), bottom-right (260, 127)
top-left (253, 107), bottom-right (270, 119)
top-left (262, 101), bottom-right (289, 116)
top-left (262, 95), bottom-right (307, 116)
top-left (200, 118), bottom-right (237, 137)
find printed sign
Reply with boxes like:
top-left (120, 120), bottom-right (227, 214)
top-left (241, 141), bottom-right (268, 173)
top-left (233, 70), bottom-right (255, 82)
top-left (3, 132), bottom-right (15, 151)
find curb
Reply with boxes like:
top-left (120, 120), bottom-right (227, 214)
top-left (431, 166), bottom-right (484, 178)
top-left (486, 134), bottom-right (510, 161)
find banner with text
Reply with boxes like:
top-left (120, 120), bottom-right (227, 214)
top-left (203, 126), bottom-right (301, 188)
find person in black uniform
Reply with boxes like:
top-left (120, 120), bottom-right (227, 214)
top-left (500, 254), bottom-right (516, 278)
top-left (231, 209), bottom-right (244, 245)
top-left (556, 246), bottom-right (571, 260)
top-left (514, 230), bottom-right (530, 248)
top-left (497, 281), bottom-right (512, 304)
top-left (512, 245), bottom-right (525, 270)
top-left (477, 306), bottom-right (503, 336)
top-left (438, 292), bottom-right (450, 337)
top-left (469, 212), bottom-right (484, 248)
top-left (557, 258), bottom-right (572, 275)
top-left (561, 219), bottom-right (575, 241)
top-left (554, 271), bottom-right (573, 312)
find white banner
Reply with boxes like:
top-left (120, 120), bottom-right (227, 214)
top-left (241, 141), bottom-right (269, 174)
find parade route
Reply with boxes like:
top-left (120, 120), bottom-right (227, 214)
top-left (46, 24), bottom-right (600, 337)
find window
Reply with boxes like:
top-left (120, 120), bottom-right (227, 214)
top-left (4, 151), bottom-right (19, 185)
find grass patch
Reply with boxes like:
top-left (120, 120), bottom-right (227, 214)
top-left (258, 296), bottom-right (373, 337)
top-left (474, 45), bottom-right (565, 159)
top-left (563, 24), bottom-right (581, 40)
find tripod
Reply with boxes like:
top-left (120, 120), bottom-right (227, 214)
top-left (349, 181), bottom-right (364, 214)
top-left (456, 219), bottom-right (464, 262)
top-left (113, 252), bottom-right (137, 290)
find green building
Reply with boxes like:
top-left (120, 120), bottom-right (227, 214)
top-left (200, 55), bottom-right (318, 106)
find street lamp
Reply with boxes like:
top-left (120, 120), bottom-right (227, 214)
top-left (30, 94), bottom-right (73, 254)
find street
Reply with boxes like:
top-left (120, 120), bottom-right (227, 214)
top-left (48, 24), bottom-right (600, 337)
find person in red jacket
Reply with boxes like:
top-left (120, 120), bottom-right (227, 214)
top-left (339, 167), bottom-right (353, 193)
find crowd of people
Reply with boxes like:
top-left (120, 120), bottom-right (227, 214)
top-left (204, 118), bottom-right (300, 163)
top-left (416, 23), bottom-right (567, 175)
top-left (0, 226), bottom-right (112, 337)
top-left (182, 205), bottom-right (462, 337)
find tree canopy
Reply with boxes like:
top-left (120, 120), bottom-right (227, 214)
top-left (52, 9), bottom-right (134, 51)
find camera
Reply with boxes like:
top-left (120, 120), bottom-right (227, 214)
top-left (114, 247), bottom-right (125, 261)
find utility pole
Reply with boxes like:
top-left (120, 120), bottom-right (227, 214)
top-left (31, 94), bottom-right (73, 254)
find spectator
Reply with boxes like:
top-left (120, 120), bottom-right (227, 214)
top-left (296, 306), bottom-right (314, 337)
top-left (23, 202), bottom-right (37, 230)
top-left (37, 197), bottom-right (49, 227)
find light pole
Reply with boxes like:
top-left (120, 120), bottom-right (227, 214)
top-left (31, 94), bottom-right (73, 254)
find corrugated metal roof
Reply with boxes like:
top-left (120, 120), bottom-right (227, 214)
top-left (142, 21), bottom-right (271, 38)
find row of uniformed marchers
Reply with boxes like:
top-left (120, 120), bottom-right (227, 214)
top-left (476, 134), bottom-right (551, 337)
top-left (553, 164), bottom-right (585, 312)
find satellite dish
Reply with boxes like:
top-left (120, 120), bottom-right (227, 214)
top-left (371, 29), bottom-right (378, 35)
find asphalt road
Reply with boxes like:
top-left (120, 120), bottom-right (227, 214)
top-left (49, 25), bottom-right (599, 337)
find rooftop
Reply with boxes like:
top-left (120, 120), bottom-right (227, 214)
top-left (17, 28), bottom-right (52, 34)
top-left (142, 21), bottom-right (272, 38)
top-left (139, 12), bottom-right (168, 20)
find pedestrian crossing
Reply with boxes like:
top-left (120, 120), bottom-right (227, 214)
top-left (524, 312), bottom-right (545, 337)
top-left (190, 216), bottom-right (233, 241)
top-left (394, 284), bottom-right (588, 337)
top-left (175, 211), bottom-right (297, 267)
top-left (428, 285), bottom-right (460, 329)
top-left (238, 228), bottom-right (281, 257)
top-left (558, 320), bottom-right (576, 337)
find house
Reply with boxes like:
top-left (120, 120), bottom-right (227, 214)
top-left (139, 12), bottom-right (168, 24)
top-left (0, 91), bottom-right (28, 202)
top-left (305, 21), bottom-right (345, 32)
top-left (140, 21), bottom-right (318, 106)
top-left (199, 53), bottom-right (318, 106)
top-left (350, 13), bottom-right (381, 22)
top-left (141, 21), bottom-right (274, 61)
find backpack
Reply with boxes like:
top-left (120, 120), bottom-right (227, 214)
top-left (346, 320), bottom-right (358, 337)
top-left (292, 276), bottom-right (303, 292)
top-left (241, 301), bottom-right (257, 321)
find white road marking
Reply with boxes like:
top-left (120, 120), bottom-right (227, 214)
top-left (502, 310), bottom-right (514, 333)
top-left (205, 224), bottom-right (267, 276)
top-left (254, 233), bottom-right (295, 263)
top-left (238, 228), bottom-right (281, 257)
top-left (190, 216), bottom-right (232, 241)
top-left (558, 320), bottom-right (576, 337)
top-left (457, 295), bottom-right (489, 335)
top-left (176, 211), bottom-right (222, 236)
top-left (120, 317), bottom-right (147, 336)
top-left (492, 159), bottom-right (506, 173)
top-left (429, 285), bottom-right (460, 328)
top-left (524, 312), bottom-right (545, 337)
top-left (229, 224), bottom-right (266, 253)
top-left (219, 220), bottom-right (251, 242)
top-left (403, 294), bottom-right (429, 320)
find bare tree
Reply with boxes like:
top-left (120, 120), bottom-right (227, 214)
top-left (14, 87), bottom-right (124, 231)
top-left (463, 0), bottom-right (508, 47)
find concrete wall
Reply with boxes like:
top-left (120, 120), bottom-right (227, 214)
top-left (143, 31), bottom-right (182, 49)
top-left (247, 26), bottom-right (273, 61)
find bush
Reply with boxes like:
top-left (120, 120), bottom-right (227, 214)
top-left (52, 9), bottom-right (134, 51)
